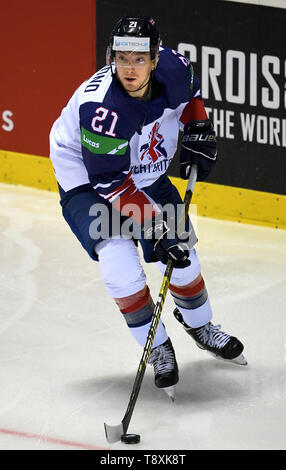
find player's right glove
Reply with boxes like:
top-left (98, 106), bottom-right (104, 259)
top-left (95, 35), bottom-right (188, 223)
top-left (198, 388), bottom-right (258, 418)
top-left (143, 218), bottom-right (191, 268)
top-left (180, 119), bottom-right (217, 181)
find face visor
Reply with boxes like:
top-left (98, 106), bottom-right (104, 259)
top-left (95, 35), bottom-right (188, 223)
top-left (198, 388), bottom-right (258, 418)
top-left (107, 36), bottom-right (157, 72)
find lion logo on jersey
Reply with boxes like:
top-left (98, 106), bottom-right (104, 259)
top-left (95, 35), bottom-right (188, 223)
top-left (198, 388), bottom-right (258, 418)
top-left (140, 122), bottom-right (167, 163)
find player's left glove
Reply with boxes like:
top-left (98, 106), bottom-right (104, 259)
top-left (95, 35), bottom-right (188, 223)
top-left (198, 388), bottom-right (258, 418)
top-left (180, 119), bottom-right (217, 181)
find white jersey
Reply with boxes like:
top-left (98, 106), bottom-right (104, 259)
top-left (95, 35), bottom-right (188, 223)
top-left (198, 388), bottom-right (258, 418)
top-left (49, 46), bottom-right (202, 205)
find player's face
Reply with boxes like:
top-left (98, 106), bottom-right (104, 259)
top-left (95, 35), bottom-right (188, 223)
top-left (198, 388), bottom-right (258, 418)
top-left (115, 51), bottom-right (154, 98)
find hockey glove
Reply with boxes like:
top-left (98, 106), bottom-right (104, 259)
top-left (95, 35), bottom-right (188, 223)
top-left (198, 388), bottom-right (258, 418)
top-left (180, 119), bottom-right (217, 181)
top-left (144, 218), bottom-right (191, 268)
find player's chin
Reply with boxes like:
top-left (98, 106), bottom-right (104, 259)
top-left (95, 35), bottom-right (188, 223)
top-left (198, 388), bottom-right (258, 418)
top-left (122, 78), bottom-right (138, 89)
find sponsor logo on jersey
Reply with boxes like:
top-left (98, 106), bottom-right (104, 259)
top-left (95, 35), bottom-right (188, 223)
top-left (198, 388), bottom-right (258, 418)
top-left (140, 122), bottom-right (167, 163)
top-left (81, 127), bottom-right (128, 155)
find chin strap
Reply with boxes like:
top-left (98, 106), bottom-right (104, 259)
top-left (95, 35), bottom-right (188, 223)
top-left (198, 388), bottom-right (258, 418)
top-left (129, 76), bottom-right (152, 94)
top-left (129, 66), bottom-right (156, 93)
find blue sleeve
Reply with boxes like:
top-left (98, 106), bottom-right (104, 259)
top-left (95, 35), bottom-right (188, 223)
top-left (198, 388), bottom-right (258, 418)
top-left (192, 73), bottom-right (203, 99)
top-left (154, 47), bottom-right (196, 107)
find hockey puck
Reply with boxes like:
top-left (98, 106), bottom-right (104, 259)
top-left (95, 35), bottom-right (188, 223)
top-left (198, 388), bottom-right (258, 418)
top-left (121, 433), bottom-right (141, 444)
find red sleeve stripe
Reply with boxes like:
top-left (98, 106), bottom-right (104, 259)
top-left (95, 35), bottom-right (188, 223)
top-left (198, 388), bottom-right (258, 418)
top-left (180, 97), bottom-right (208, 125)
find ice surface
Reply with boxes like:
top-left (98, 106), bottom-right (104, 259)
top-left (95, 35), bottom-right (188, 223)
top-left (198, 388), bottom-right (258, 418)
top-left (0, 182), bottom-right (286, 450)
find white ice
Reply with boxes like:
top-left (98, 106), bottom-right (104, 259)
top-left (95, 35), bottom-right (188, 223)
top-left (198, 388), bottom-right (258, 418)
top-left (0, 182), bottom-right (286, 450)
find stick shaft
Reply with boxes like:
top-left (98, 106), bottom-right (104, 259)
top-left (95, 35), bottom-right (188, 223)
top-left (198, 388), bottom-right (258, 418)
top-left (121, 165), bottom-right (198, 433)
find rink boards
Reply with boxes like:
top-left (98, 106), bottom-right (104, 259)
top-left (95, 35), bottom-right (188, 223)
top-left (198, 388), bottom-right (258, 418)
top-left (0, 149), bottom-right (285, 230)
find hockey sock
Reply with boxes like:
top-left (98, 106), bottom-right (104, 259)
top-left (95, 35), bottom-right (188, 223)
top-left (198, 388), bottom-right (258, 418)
top-left (169, 274), bottom-right (212, 328)
top-left (114, 285), bottom-right (168, 348)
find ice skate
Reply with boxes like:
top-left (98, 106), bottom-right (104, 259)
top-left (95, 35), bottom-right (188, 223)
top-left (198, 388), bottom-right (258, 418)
top-left (174, 308), bottom-right (247, 366)
top-left (148, 338), bottom-right (179, 401)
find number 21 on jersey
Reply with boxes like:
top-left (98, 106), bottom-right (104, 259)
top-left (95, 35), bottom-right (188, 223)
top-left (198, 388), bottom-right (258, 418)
top-left (91, 106), bottom-right (118, 137)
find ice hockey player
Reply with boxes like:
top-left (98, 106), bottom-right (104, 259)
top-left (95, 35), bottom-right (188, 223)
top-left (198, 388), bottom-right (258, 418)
top-left (49, 15), bottom-right (247, 400)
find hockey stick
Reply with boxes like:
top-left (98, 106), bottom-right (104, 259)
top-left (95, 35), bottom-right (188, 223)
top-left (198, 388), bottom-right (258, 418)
top-left (104, 164), bottom-right (198, 443)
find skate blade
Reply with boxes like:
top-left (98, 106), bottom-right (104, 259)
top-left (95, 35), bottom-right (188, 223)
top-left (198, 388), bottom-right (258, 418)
top-left (196, 343), bottom-right (248, 366)
top-left (229, 353), bottom-right (248, 366)
top-left (162, 385), bottom-right (176, 401)
top-left (209, 351), bottom-right (248, 366)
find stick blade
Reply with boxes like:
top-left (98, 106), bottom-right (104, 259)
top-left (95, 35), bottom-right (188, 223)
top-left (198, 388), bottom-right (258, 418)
top-left (104, 422), bottom-right (124, 443)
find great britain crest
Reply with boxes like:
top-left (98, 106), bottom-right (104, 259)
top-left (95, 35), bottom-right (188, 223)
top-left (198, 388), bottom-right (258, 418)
top-left (140, 122), bottom-right (167, 163)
